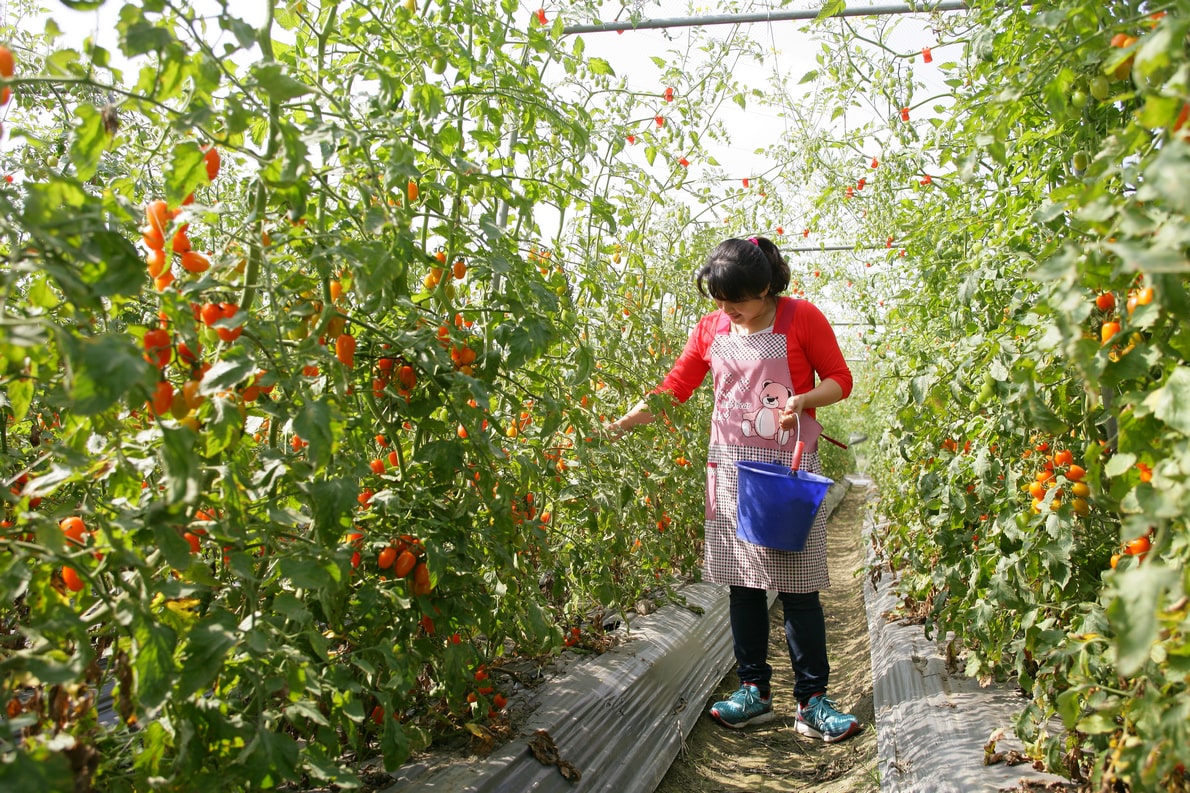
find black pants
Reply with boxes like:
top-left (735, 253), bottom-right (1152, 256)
top-left (729, 585), bottom-right (829, 703)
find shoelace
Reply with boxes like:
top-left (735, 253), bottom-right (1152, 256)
top-left (805, 696), bottom-right (842, 720)
top-left (733, 686), bottom-right (764, 708)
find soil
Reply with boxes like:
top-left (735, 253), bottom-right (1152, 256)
top-left (653, 486), bottom-right (879, 793)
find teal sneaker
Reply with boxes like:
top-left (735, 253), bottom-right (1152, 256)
top-left (709, 683), bottom-right (773, 729)
top-left (795, 693), bottom-right (862, 743)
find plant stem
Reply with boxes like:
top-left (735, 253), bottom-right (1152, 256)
top-left (240, 2), bottom-right (281, 315)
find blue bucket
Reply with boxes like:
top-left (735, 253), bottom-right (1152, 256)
top-left (734, 460), bottom-right (833, 552)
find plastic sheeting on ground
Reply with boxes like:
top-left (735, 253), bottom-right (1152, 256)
top-left (383, 579), bottom-right (733, 793)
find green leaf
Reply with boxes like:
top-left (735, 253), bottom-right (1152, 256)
top-left (80, 230), bottom-right (146, 298)
top-left (134, 621), bottom-right (178, 711)
top-left (160, 425), bottom-right (202, 505)
top-left (1032, 201), bottom-right (1067, 225)
top-left (177, 613), bottom-right (238, 699)
top-left (27, 275), bottom-right (59, 309)
top-left (240, 727), bottom-right (300, 784)
top-left (644, 145), bottom-right (656, 166)
top-left (306, 478), bottom-right (357, 545)
top-left (204, 397), bottom-right (243, 457)
top-left (1138, 94), bottom-right (1179, 131)
top-left (166, 143), bottom-right (209, 207)
top-left (814, 0), bottom-right (846, 21)
top-left (1077, 712), bottom-right (1120, 735)
top-left (44, 48), bottom-right (82, 76)
top-left (294, 397), bottom-right (339, 468)
top-left (252, 63), bottom-right (313, 102)
top-left (415, 440), bottom-right (465, 481)
top-left (278, 557), bottom-right (338, 590)
top-left (1030, 9), bottom-right (1067, 29)
top-left (587, 57), bottom-right (614, 76)
top-left (1107, 563), bottom-right (1179, 676)
top-left (4, 377), bottom-right (33, 424)
top-left (68, 105), bottom-right (108, 181)
top-left (65, 333), bottom-right (151, 415)
top-left (285, 698), bottom-right (331, 728)
top-left (0, 745), bottom-right (74, 793)
top-left (272, 592), bottom-right (311, 623)
top-left (201, 355), bottom-right (256, 393)
top-left (1144, 365), bottom-right (1190, 435)
top-left (1025, 394), bottom-right (1067, 435)
top-left (226, 16), bottom-right (257, 49)
top-left (568, 345), bottom-right (596, 385)
top-left (494, 312), bottom-right (553, 370)
top-left (149, 509), bottom-right (193, 571)
top-left (23, 465), bottom-right (75, 499)
top-left (119, 7), bottom-right (174, 56)
top-left (1055, 687), bottom-right (1081, 728)
top-left (1104, 451), bottom-right (1136, 478)
top-left (1137, 144), bottom-right (1189, 215)
top-left (799, 70), bottom-right (819, 84)
top-left (156, 51), bottom-right (187, 101)
top-left (23, 178), bottom-right (87, 225)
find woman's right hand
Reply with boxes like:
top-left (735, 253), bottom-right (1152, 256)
top-left (779, 394), bottom-right (807, 430)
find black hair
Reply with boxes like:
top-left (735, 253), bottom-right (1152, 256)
top-left (695, 237), bottom-right (790, 302)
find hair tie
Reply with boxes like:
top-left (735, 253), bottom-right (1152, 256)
top-left (747, 236), bottom-right (760, 246)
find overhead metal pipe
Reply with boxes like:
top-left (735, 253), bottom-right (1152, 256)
top-left (784, 244), bottom-right (890, 253)
top-left (562, 1), bottom-right (969, 35)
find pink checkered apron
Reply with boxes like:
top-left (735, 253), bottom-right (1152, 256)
top-left (701, 312), bottom-right (830, 593)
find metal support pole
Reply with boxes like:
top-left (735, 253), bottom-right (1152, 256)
top-left (562, 1), bottom-right (968, 36)
top-left (784, 244), bottom-right (889, 253)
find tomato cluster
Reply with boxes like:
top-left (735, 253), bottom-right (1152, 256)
top-left (372, 534), bottom-right (432, 594)
top-left (1025, 442), bottom-right (1092, 518)
top-left (1109, 530), bottom-right (1152, 569)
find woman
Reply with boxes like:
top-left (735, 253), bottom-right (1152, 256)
top-left (607, 236), bottom-right (860, 742)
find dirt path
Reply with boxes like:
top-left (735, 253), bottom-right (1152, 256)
top-left (655, 487), bottom-right (878, 793)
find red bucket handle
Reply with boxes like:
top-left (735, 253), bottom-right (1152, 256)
top-left (790, 413), bottom-right (805, 472)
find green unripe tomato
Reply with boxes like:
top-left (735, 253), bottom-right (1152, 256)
top-left (1089, 75), bottom-right (1110, 101)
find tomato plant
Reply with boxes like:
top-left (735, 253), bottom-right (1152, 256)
top-left (789, 2), bottom-right (1188, 789)
top-left (0, 0), bottom-right (722, 787)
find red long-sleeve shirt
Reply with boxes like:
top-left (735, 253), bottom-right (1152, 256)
top-left (655, 297), bottom-right (852, 419)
